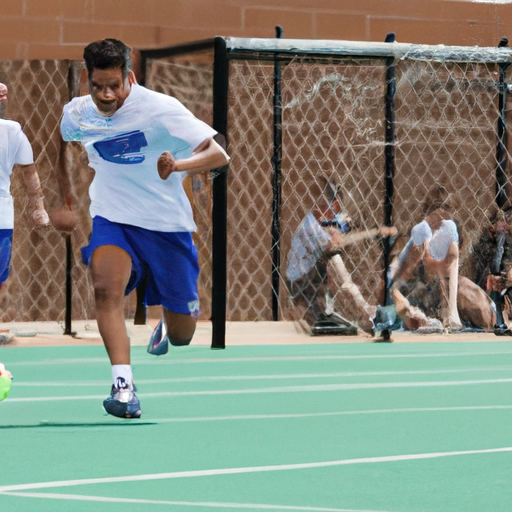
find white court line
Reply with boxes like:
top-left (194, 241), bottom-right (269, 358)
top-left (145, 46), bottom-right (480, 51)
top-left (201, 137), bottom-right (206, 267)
top-left (12, 365), bottom-right (512, 387)
top-left (5, 377), bottom-right (512, 402)
top-left (132, 350), bottom-right (512, 365)
top-left (0, 492), bottom-right (392, 512)
top-left (146, 404), bottom-right (512, 424)
top-left (0, 447), bottom-right (511, 493)
top-left (7, 349), bottom-right (512, 367)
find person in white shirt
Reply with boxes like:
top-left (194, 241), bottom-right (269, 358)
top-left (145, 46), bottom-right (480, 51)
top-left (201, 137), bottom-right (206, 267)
top-left (60, 39), bottom-right (229, 419)
top-left (383, 187), bottom-right (495, 333)
top-left (0, 82), bottom-right (49, 291)
top-left (286, 179), bottom-right (395, 335)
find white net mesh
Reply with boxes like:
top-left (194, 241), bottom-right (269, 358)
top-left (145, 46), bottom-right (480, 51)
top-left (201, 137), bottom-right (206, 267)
top-left (220, 40), bottom-right (512, 333)
top-left (227, 60), bottom-right (275, 320)
top-left (393, 60), bottom-right (499, 256)
top-left (279, 60), bottom-right (387, 329)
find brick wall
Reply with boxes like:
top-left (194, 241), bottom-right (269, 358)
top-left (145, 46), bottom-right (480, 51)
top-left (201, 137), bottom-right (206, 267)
top-left (0, 0), bottom-right (511, 60)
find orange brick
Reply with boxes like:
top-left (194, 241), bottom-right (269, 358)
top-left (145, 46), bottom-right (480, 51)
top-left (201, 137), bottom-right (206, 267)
top-left (462, 20), bottom-right (502, 48)
top-left (236, 0), bottom-right (504, 23)
top-left (92, 0), bottom-right (157, 24)
top-left (62, 21), bottom-right (124, 45)
top-left (0, 18), bottom-right (60, 44)
top-left (495, 5), bottom-right (512, 41)
top-left (437, 0), bottom-right (504, 23)
top-left (120, 24), bottom-right (159, 48)
top-left (315, 12), bottom-right (367, 41)
top-left (230, 0), bottom-right (339, 10)
top-left (369, 17), bottom-right (499, 47)
top-left (228, 0), bottom-right (405, 18)
top-left (0, 43), bottom-right (24, 60)
top-left (25, 0), bottom-right (61, 17)
top-left (61, 0), bottom-right (94, 20)
top-left (157, 0), bottom-right (243, 30)
top-left (0, 18), bottom-right (26, 43)
top-left (1, 0), bottom-right (512, 61)
top-left (25, 44), bottom-right (84, 60)
top-left (2, 0), bottom-right (24, 16)
top-left (244, 8), bottom-right (314, 39)
top-left (23, 19), bottom-right (60, 43)
top-left (326, 0), bottom-right (499, 22)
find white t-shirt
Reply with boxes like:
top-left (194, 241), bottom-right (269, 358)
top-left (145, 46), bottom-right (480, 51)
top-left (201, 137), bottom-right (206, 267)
top-left (61, 84), bottom-right (217, 232)
top-left (0, 119), bottom-right (34, 229)
top-left (286, 213), bottom-right (332, 282)
top-left (410, 218), bottom-right (459, 260)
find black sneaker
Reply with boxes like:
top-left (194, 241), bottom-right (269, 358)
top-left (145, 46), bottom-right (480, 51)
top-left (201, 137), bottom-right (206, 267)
top-left (311, 312), bottom-right (358, 336)
top-left (103, 377), bottom-right (141, 419)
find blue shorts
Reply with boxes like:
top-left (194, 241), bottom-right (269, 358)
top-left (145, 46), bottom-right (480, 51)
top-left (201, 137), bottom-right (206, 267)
top-left (81, 216), bottom-right (200, 316)
top-left (0, 229), bottom-right (13, 285)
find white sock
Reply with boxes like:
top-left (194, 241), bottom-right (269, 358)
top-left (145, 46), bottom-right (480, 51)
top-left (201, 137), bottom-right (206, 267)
top-left (325, 291), bottom-right (335, 316)
top-left (112, 364), bottom-right (133, 389)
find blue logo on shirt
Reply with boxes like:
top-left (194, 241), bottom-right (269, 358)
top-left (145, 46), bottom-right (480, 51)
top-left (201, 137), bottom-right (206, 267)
top-left (93, 131), bottom-right (148, 164)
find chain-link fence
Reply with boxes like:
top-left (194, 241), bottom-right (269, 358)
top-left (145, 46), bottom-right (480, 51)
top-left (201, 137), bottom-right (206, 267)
top-left (0, 60), bottom-right (96, 323)
top-left (3, 38), bottom-right (512, 341)
top-left (223, 57), bottom-right (388, 328)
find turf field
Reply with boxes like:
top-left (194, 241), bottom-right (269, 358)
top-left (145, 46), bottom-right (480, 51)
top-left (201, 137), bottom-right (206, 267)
top-left (0, 340), bottom-right (512, 511)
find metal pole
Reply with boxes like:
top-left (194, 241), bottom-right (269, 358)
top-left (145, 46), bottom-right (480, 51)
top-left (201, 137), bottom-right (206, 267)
top-left (380, 32), bottom-right (397, 342)
top-left (63, 63), bottom-right (80, 337)
top-left (496, 37), bottom-right (509, 209)
top-left (63, 235), bottom-right (74, 335)
top-left (491, 37), bottom-right (510, 333)
top-left (211, 36), bottom-right (230, 349)
top-left (271, 25), bottom-right (284, 321)
top-left (133, 276), bottom-right (148, 325)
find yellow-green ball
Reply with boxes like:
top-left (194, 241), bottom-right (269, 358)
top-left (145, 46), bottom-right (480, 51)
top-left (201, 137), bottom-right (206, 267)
top-left (0, 375), bottom-right (12, 401)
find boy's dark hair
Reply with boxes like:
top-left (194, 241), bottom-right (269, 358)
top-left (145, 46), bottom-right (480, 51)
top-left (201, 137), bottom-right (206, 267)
top-left (83, 39), bottom-right (132, 80)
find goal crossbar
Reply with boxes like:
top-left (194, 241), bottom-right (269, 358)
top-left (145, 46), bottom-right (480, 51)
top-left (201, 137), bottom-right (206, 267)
top-left (225, 37), bottom-right (512, 64)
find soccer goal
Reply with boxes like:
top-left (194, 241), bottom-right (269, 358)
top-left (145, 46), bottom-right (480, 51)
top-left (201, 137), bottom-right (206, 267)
top-left (140, 34), bottom-right (512, 347)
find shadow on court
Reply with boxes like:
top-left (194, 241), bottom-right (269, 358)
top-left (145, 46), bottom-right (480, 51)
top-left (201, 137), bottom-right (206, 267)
top-left (0, 421), bottom-right (157, 429)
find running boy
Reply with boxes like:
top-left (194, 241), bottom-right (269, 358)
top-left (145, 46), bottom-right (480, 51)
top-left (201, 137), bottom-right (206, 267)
top-left (60, 39), bottom-right (229, 419)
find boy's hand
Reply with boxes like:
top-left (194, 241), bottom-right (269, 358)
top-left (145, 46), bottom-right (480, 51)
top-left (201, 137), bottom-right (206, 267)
top-left (48, 204), bottom-right (78, 234)
top-left (157, 151), bottom-right (177, 180)
top-left (31, 208), bottom-right (50, 229)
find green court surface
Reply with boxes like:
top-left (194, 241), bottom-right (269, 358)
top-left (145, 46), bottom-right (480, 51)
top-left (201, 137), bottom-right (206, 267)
top-left (1, 340), bottom-right (512, 511)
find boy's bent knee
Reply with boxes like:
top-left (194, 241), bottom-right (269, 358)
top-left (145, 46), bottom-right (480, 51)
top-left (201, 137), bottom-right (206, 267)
top-left (168, 336), bottom-right (192, 347)
top-left (163, 309), bottom-right (196, 342)
top-left (94, 285), bottom-right (125, 306)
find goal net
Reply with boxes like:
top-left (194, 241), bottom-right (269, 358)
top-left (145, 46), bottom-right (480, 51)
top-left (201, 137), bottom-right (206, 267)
top-left (214, 37), bottom-right (512, 336)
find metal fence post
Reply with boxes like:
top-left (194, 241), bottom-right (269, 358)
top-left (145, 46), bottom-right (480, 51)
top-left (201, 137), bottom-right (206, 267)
top-left (380, 32), bottom-right (397, 342)
top-left (63, 61), bottom-right (81, 336)
top-left (271, 25), bottom-right (284, 321)
top-left (496, 37), bottom-right (509, 209)
top-left (211, 36), bottom-right (230, 349)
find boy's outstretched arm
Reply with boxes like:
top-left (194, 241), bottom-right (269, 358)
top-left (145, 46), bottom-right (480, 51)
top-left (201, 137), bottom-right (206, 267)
top-left (157, 137), bottom-right (230, 180)
top-left (19, 163), bottom-right (50, 228)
